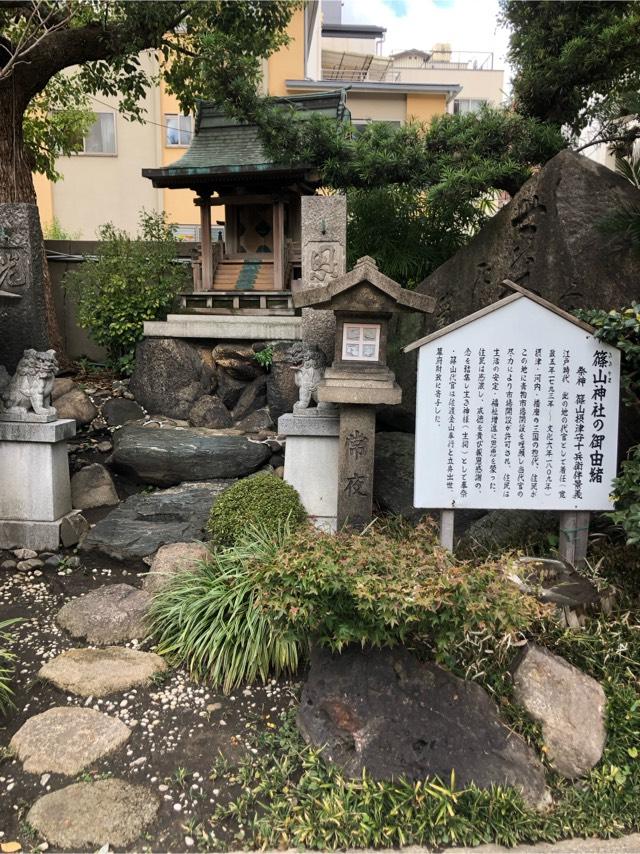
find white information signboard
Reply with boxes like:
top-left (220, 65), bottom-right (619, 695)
top-left (410, 293), bottom-right (620, 511)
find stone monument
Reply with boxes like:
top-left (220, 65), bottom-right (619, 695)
top-left (294, 256), bottom-right (435, 530)
top-left (0, 349), bottom-right (85, 550)
top-left (0, 204), bottom-right (50, 372)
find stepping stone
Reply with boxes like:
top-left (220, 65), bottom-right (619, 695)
top-left (39, 647), bottom-right (167, 697)
top-left (10, 707), bottom-right (130, 775)
top-left (56, 583), bottom-right (151, 645)
top-left (27, 779), bottom-right (159, 849)
top-left (142, 541), bottom-right (209, 596)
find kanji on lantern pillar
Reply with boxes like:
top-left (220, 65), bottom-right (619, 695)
top-left (293, 256), bottom-right (435, 529)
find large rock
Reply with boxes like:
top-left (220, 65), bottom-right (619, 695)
top-left (54, 387), bottom-right (97, 425)
top-left (130, 337), bottom-right (214, 419)
top-left (212, 344), bottom-right (265, 381)
top-left (39, 647), bottom-right (167, 697)
top-left (235, 407), bottom-right (274, 433)
top-left (298, 645), bottom-right (548, 809)
top-left (10, 707), bottom-right (130, 775)
top-left (216, 371), bottom-right (247, 410)
top-left (513, 643), bottom-right (606, 778)
top-left (418, 151), bottom-right (640, 330)
top-left (80, 481), bottom-right (230, 560)
top-left (27, 779), bottom-right (159, 849)
top-left (71, 463), bottom-right (119, 510)
top-left (232, 374), bottom-right (267, 421)
top-left (51, 377), bottom-right (75, 400)
top-left (111, 424), bottom-right (270, 485)
top-left (143, 541), bottom-right (209, 596)
top-left (267, 342), bottom-right (300, 420)
top-left (188, 394), bottom-right (232, 428)
top-left (56, 583), bottom-right (151, 644)
top-left (373, 431), bottom-right (421, 521)
top-left (102, 396), bottom-right (145, 427)
top-left (457, 510), bottom-right (557, 557)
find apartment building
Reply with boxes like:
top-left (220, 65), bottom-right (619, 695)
top-left (34, 1), bottom-right (504, 239)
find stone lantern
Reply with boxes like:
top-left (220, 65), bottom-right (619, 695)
top-left (293, 256), bottom-right (435, 529)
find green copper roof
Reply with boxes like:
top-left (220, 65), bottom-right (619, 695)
top-left (142, 90), bottom-right (350, 190)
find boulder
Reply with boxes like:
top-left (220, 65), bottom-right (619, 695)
top-left (143, 541), bottom-right (209, 596)
top-left (216, 371), bottom-right (247, 410)
top-left (56, 583), bottom-right (151, 644)
top-left (232, 374), bottom-right (268, 421)
top-left (51, 376), bottom-right (75, 400)
top-left (111, 425), bottom-right (270, 486)
top-left (188, 394), bottom-right (232, 429)
top-left (298, 645), bottom-right (548, 810)
top-left (235, 407), bottom-right (274, 434)
top-left (267, 342), bottom-right (300, 420)
top-left (212, 343), bottom-right (264, 381)
top-left (10, 706), bottom-right (130, 775)
top-left (130, 337), bottom-right (214, 419)
top-left (457, 510), bottom-right (557, 557)
top-left (373, 431), bottom-right (422, 521)
top-left (71, 463), bottom-right (119, 510)
top-left (418, 151), bottom-right (640, 332)
top-left (80, 481), bottom-right (231, 560)
top-left (60, 510), bottom-right (90, 547)
top-left (54, 387), bottom-right (97, 425)
top-left (102, 396), bottom-right (145, 427)
top-left (513, 643), bottom-right (606, 778)
top-left (27, 779), bottom-right (159, 849)
top-left (39, 647), bottom-right (167, 697)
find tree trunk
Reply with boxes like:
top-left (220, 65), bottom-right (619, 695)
top-left (0, 84), bottom-right (64, 359)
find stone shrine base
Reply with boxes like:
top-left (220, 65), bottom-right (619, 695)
top-left (0, 418), bottom-right (85, 550)
top-left (279, 410), bottom-right (339, 532)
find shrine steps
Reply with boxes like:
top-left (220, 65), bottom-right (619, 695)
top-left (213, 259), bottom-right (274, 291)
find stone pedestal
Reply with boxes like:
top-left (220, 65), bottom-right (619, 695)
top-left (337, 406), bottom-right (376, 531)
top-left (279, 411), bottom-right (339, 532)
top-left (0, 418), bottom-right (84, 550)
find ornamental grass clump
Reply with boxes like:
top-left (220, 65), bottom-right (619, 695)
top-left (148, 523), bottom-right (300, 693)
top-left (0, 618), bottom-right (19, 715)
top-left (207, 472), bottom-right (307, 548)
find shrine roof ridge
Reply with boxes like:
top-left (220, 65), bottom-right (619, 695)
top-left (293, 255), bottom-right (436, 313)
top-left (403, 280), bottom-right (598, 353)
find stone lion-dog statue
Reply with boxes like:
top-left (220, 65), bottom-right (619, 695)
top-left (0, 348), bottom-right (58, 420)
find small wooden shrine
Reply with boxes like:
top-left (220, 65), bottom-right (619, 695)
top-left (143, 91), bottom-right (349, 315)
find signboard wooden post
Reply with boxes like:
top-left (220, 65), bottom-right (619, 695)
top-left (404, 281), bottom-right (621, 566)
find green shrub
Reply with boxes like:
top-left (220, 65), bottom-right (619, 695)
top-left (207, 473), bottom-right (307, 548)
top-left (64, 210), bottom-right (187, 373)
top-left (257, 521), bottom-right (546, 666)
top-left (148, 524), bottom-right (300, 693)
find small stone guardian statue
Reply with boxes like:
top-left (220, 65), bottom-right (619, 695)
top-left (0, 348), bottom-right (58, 422)
top-left (290, 342), bottom-right (334, 413)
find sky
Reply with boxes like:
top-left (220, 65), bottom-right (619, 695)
top-left (339, 0), bottom-right (512, 91)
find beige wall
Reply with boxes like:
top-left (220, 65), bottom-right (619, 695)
top-left (394, 67), bottom-right (504, 107)
top-left (47, 53), bottom-right (161, 238)
top-left (347, 93), bottom-right (406, 123)
top-left (321, 36), bottom-right (380, 55)
top-left (406, 93), bottom-right (448, 123)
top-left (267, 8), bottom-right (306, 96)
top-left (160, 82), bottom-right (198, 228)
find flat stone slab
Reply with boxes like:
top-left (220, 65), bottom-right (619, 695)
top-left (39, 647), bottom-right (167, 697)
top-left (56, 583), bottom-right (151, 645)
top-left (111, 424), bottom-right (271, 486)
top-left (80, 481), bottom-right (232, 560)
top-left (10, 707), bottom-right (130, 775)
top-left (513, 643), bottom-right (607, 779)
top-left (27, 778), bottom-right (159, 849)
top-left (143, 541), bottom-right (209, 596)
top-left (298, 645), bottom-right (549, 809)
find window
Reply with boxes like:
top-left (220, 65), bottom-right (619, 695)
top-left (83, 112), bottom-right (116, 154)
top-left (165, 114), bottom-right (193, 147)
top-left (342, 323), bottom-right (381, 362)
top-left (453, 99), bottom-right (487, 115)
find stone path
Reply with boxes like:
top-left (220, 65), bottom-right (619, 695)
top-left (10, 706), bottom-right (130, 775)
top-left (27, 779), bottom-right (159, 849)
top-left (56, 582), bottom-right (151, 644)
top-left (39, 646), bottom-right (167, 697)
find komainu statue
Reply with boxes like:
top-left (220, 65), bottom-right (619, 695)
top-left (290, 342), bottom-right (333, 412)
top-left (0, 349), bottom-right (58, 421)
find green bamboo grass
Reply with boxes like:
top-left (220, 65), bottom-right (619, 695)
top-left (148, 524), bottom-right (301, 693)
top-left (0, 618), bottom-right (19, 715)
